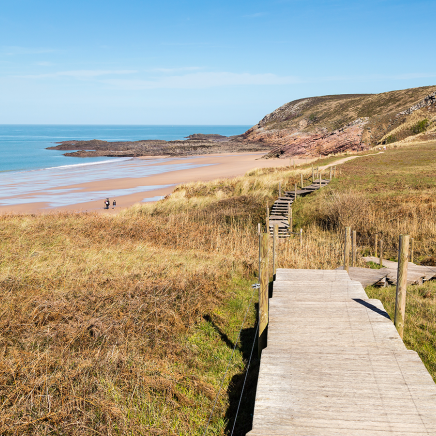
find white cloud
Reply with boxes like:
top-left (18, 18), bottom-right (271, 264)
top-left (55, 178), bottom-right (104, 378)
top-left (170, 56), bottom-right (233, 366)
top-left (102, 72), bottom-right (301, 90)
top-left (148, 66), bottom-right (203, 73)
top-left (15, 69), bottom-right (138, 79)
top-left (35, 61), bottom-right (54, 67)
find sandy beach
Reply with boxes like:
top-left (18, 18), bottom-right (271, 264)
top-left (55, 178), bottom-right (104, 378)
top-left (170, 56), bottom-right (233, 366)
top-left (0, 152), bottom-right (311, 214)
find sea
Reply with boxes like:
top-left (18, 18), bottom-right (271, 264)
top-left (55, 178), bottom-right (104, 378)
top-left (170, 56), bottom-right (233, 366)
top-left (0, 125), bottom-right (251, 208)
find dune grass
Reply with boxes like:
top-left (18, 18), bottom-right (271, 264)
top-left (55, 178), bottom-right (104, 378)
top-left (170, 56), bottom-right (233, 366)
top-left (2, 141), bottom-right (436, 434)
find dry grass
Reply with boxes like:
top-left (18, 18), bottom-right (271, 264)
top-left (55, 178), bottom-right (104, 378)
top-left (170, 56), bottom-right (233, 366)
top-left (0, 163), bottom-right (330, 436)
top-left (3, 142), bottom-right (436, 434)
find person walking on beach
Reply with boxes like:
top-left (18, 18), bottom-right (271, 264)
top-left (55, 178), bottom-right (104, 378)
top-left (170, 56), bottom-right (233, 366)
top-left (104, 198), bottom-right (110, 209)
top-left (112, 200), bottom-right (116, 209)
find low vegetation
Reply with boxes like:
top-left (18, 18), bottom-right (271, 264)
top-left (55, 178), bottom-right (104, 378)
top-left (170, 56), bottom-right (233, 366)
top-left (1, 139), bottom-right (436, 434)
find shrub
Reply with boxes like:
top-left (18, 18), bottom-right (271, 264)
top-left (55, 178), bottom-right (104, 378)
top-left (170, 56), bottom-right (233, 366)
top-left (411, 119), bottom-right (429, 134)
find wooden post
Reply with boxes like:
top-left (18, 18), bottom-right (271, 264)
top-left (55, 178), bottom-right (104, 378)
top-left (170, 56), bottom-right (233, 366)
top-left (352, 230), bottom-right (357, 267)
top-left (279, 181), bottom-right (281, 198)
top-left (374, 233), bottom-right (378, 257)
top-left (294, 183), bottom-right (297, 199)
top-left (379, 239), bottom-right (383, 267)
top-left (257, 223), bottom-right (261, 235)
top-left (411, 237), bottom-right (414, 263)
top-left (258, 224), bottom-right (261, 281)
top-left (273, 224), bottom-right (279, 279)
top-left (299, 228), bottom-right (303, 247)
top-left (394, 235), bottom-right (409, 339)
top-left (329, 166), bottom-right (332, 180)
top-left (344, 227), bottom-right (351, 273)
top-left (259, 232), bottom-right (269, 355)
top-left (300, 173), bottom-right (304, 188)
top-left (266, 205), bottom-right (270, 235)
top-left (288, 204), bottom-right (293, 233)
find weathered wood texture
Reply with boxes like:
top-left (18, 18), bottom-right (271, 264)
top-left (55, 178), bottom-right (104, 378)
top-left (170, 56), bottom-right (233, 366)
top-left (248, 268), bottom-right (436, 435)
top-left (394, 235), bottom-right (409, 339)
top-left (362, 256), bottom-right (436, 285)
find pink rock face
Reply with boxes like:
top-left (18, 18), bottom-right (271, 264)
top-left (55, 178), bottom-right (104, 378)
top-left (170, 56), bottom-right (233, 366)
top-left (243, 123), bottom-right (367, 158)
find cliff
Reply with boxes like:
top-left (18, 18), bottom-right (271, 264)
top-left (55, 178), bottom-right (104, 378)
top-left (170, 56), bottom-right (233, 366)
top-left (243, 85), bottom-right (436, 158)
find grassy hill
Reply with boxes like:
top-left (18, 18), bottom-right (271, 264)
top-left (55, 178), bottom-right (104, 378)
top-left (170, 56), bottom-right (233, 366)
top-left (243, 85), bottom-right (436, 156)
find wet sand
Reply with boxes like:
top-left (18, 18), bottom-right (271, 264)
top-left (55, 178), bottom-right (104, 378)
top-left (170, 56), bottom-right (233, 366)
top-left (0, 153), bottom-right (311, 214)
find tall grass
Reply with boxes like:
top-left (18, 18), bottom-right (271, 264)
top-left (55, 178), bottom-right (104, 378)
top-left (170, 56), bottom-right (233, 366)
top-left (2, 142), bottom-right (436, 434)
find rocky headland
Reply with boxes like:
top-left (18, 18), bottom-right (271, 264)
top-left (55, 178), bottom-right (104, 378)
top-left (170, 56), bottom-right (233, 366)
top-left (47, 133), bottom-right (270, 158)
top-left (243, 86), bottom-right (436, 158)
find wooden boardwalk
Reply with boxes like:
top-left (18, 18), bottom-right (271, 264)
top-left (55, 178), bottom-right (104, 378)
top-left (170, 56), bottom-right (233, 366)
top-left (362, 257), bottom-right (436, 285)
top-left (248, 268), bottom-right (436, 435)
top-left (269, 179), bottom-right (330, 237)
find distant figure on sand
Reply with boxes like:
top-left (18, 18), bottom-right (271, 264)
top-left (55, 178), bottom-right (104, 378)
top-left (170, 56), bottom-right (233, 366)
top-left (104, 198), bottom-right (110, 209)
top-left (112, 200), bottom-right (116, 209)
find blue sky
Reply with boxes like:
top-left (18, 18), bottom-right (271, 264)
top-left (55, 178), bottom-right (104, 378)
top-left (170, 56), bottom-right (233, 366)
top-left (1, 0), bottom-right (435, 125)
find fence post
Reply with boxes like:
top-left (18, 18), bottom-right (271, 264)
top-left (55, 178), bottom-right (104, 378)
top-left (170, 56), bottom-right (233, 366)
top-left (288, 203), bottom-right (293, 233)
top-left (273, 224), bottom-right (279, 279)
top-left (374, 233), bottom-right (378, 258)
top-left (394, 235), bottom-right (410, 339)
top-left (352, 230), bottom-right (357, 267)
top-left (411, 238), bottom-right (414, 263)
top-left (334, 166), bottom-right (337, 177)
top-left (259, 232), bottom-right (269, 355)
top-left (294, 183), bottom-right (297, 199)
top-left (258, 224), bottom-right (261, 281)
top-left (299, 228), bottom-right (303, 248)
top-left (344, 227), bottom-right (351, 273)
top-left (379, 239), bottom-right (383, 267)
top-left (266, 205), bottom-right (270, 235)
top-left (300, 173), bottom-right (304, 188)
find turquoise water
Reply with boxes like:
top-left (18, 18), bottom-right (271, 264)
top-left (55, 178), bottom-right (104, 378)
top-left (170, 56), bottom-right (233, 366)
top-left (0, 125), bottom-right (251, 172)
top-left (0, 125), bottom-right (251, 208)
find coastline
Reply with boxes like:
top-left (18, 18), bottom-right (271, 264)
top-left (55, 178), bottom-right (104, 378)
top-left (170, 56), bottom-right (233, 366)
top-left (0, 152), bottom-right (312, 215)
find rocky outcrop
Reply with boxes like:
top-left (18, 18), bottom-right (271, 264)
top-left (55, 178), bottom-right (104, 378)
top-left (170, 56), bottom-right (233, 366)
top-left (398, 91), bottom-right (436, 116)
top-left (261, 120), bottom-right (369, 158)
top-left (244, 118), bottom-right (369, 158)
top-left (47, 136), bottom-right (269, 158)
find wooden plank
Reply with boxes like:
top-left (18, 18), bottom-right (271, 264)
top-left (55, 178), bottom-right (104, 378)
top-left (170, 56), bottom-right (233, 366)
top-left (248, 268), bottom-right (436, 436)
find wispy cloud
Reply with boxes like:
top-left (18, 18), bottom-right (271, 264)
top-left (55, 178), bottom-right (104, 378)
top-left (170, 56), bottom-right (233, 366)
top-left (102, 72), bottom-right (301, 90)
top-left (147, 66), bottom-right (203, 73)
top-left (15, 69), bottom-right (138, 79)
top-left (35, 61), bottom-right (54, 67)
